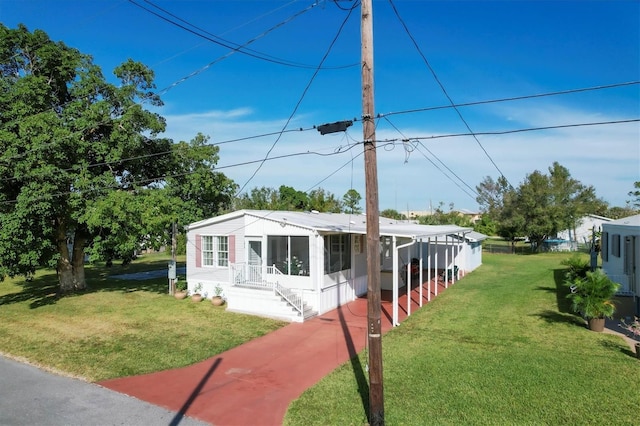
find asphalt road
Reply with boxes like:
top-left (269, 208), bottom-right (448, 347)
top-left (0, 355), bottom-right (209, 426)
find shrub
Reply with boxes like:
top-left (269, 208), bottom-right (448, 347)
top-left (561, 254), bottom-right (590, 281)
top-left (566, 269), bottom-right (620, 319)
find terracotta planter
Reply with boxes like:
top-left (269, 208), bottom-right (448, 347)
top-left (191, 294), bottom-right (203, 303)
top-left (587, 317), bottom-right (605, 332)
top-left (174, 291), bottom-right (187, 300)
top-left (211, 296), bottom-right (225, 306)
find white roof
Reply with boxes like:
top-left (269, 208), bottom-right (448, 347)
top-left (188, 210), bottom-right (472, 239)
top-left (602, 214), bottom-right (640, 230)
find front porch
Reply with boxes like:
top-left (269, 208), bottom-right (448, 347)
top-left (228, 263), bottom-right (316, 322)
top-left (322, 272), bottom-right (454, 327)
top-left (226, 262), bottom-right (459, 324)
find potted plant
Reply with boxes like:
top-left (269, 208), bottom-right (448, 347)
top-left (174, 280), bottom-right (188, 300)
top-left (566, 269), bottom-right (620, 332)
top-left (191, 282), bottom-right (203, 302)
top-left (211, 284), bottom-right (225, 306)
top-left (619, 316), bottom-right (640, 359)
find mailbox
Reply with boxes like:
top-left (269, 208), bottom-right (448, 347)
top-left (168, 260), bottom-right (177, 280)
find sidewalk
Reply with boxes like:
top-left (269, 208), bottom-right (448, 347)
top-left (99, 278), bottom-right (450, 426)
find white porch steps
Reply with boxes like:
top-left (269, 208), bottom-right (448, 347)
top-left (225, 286), bottom-right (317, 323)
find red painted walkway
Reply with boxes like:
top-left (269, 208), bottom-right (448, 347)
top-left (99, 277), bottom-right (453, 426)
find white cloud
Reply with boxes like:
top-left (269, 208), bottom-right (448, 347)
top-left (156, 103), bottom-right (639, 212)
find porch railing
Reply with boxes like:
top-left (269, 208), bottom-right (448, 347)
top-left (274, 282), bottom-right (303, 316)
top-left (230, 263), bottom-right (303, 315)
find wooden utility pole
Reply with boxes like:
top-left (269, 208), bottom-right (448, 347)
top-left (361, 0), bottom-right (384, 424)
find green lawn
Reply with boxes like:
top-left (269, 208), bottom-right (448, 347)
top-left (284, 253), bottom-right (639, 425)
top-left (0, 253), bottom-right (286, 381)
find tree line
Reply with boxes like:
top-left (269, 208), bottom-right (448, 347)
top-left (475, 166), bottom-right (639, 252)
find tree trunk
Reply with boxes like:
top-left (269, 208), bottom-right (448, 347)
top-left (71, 228), bottom-right (88, 290)
top-left (56, 221), bottom-right (87, 293)
top-left (57, 227), bottom-right (76, 293)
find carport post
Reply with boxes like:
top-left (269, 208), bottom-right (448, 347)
top-left (444, 235), bottom-right (449, 288)
top-left (434, 236), bottom-right (439, 296)
top-left (419, 237), bottom-right (423, 307)
top-left (427, 237), bottom-right (432, 302)
top-left (398, 239), bottom-right (416, 319)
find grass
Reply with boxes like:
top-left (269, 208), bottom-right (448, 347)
top-left (0, 253), bottom-right (286, 381)
top-left (284, 253), bottom-right (639, 425)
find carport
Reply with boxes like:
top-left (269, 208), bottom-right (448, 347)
top-left (378, 221), bottom-right (472, 326)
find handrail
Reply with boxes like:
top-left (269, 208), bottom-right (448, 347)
top-left (273, 281), bottom-right (303, 315)
top-left (267, 264), bottom-right (284, 275)
top-left (231, 263), bottom-right (304, 315)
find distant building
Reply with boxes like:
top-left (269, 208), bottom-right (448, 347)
top-left (557, 214), bottom-right (612, 248)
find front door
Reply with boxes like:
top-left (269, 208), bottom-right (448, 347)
top-left (624, 236), bottom-right (636, 293)
top-left (247, 239), bottom-right (262, 283)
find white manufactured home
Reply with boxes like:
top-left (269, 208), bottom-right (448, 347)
top-left (557, 214), bottom-right (613, 250)
top-left (601, 214), bottom-right (639, 315)
top-left (185, 210), bottom-right (479, 324)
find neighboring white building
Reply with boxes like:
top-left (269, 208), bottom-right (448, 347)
top-left (557, 214), bottom-right (613, 249)
top-left (451, 231), bottom-right (488, 271)
top-left (601, 214), bottom-right (640, 315)
top-left (185, 210), bottom-right (478, 325)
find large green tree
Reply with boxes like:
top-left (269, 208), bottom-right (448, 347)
top-left (479, 163), bottom-right (603, 252)
top-left (342, 189), bottom-right (362, 214)
top-left (308, 188), bottom-right (342, 213)
top-left (235, 185), bottom-right (345, 213)
top-left (628, 181), bottom-right (640, 210)
top-left (0, 25), bottom-right (216, 292)
top-left (476, 175), bottom-right (512, 219)
top-left (165, 133), bottom-right (237, 224)
top-left (380, 209), bottom-right (406, 220)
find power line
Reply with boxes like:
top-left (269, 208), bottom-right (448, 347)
top-left (0, 142), bottom-right (362, 205)
top-left (378, 81), bottom-right (640, 119)
top-left (3, 78), bottom-right (636, 166)
top-left (382, 116), bottom-right (478, 198)
top-left (2, 117), bottom-right (636, 205)
top-left (387, 0), bottom-right (510, 185)
top-left (414, 142), bottom-right (478, 200)
top-left (149, 0), bottom-right (305, 68)
top-left (382, 116), bottom-right (478, 200)
top-left (396, 118), bottom-right (640, 141)
top-left (129, 0), bottom-right (355, 73)
top-left (235, 1), bottom-right (357, 195)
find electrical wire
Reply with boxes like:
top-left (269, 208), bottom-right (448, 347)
top-left (129, 0), bottom-right (355, 72)
top-left (387, 0), bottom-right (510, 185)
top-left (10, 115), bottom-right (633, 201)
top-left (394, 118), bottom-right (640, 141)
top-left (2, 116), bottom-right (636, 184)
top-left (235, 2), bottom-right (357, 196)
top-left (2, 77), bottom-right (636, 166)
top-left (382, 115), bottom-right (478, 200)
top-left (379, 81), bottom-right (640, 119)
top-left (0, 142), bottom-right (363, 205)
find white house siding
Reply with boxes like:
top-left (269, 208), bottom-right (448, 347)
top-left (186, 215), bottom-right (246, 297)
top-left (419, 240), bottom-right (465, 270)
top-left (466, 242), bottom-right (483, 271)
top-left (558, 214), bottom-right (612, 248)
top-left (601, 216), bottom-right (639, 307)
top-left (315, 233), bottom-right (368, 313)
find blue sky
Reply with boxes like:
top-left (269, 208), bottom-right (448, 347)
top-left (2, 0), bottom-right (639, 213)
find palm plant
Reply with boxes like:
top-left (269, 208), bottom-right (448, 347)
top-left (566, 269), bottom-right (619, 320)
